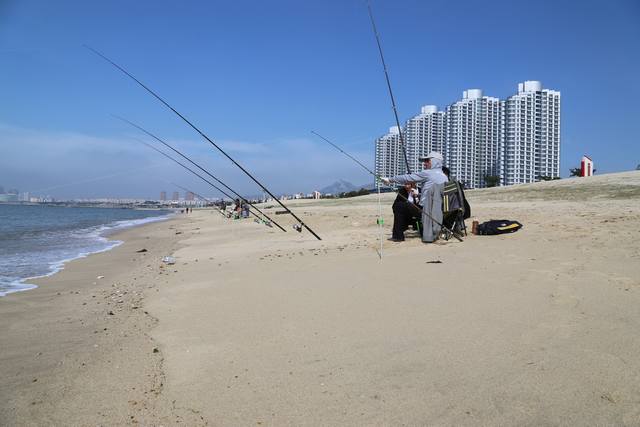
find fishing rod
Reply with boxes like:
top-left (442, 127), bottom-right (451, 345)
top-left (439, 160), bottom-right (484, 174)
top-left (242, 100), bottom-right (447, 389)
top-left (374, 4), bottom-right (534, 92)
top-left (85, 45), bottom-right (321, 241)
top-left (366, 1), bottom-right (411, 174)
top-left (116, 115), bottom-right (286, 232)
top-left (311, 130), bottom-right (462, 242)
top-left (135, 138), bottom-right (276, 229)
top-left (169, 182), bottom-right (227, 218)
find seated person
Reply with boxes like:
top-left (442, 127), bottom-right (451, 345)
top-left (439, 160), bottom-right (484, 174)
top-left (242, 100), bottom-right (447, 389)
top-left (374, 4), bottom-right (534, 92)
top-left (382, 151), bottom-right (448, 243)
top-left (390, 183), bottom-right (421, 242)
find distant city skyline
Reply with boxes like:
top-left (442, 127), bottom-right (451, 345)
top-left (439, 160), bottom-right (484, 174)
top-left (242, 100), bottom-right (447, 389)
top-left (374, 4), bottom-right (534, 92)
top-left (1, 0), bottom-right (639, 198)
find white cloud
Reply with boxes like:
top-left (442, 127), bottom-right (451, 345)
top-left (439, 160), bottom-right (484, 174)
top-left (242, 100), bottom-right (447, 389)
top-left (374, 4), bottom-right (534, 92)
top-left (0, 123), bottom-right (374, 198)
top-left (217, 139), bottom-right (269, 154)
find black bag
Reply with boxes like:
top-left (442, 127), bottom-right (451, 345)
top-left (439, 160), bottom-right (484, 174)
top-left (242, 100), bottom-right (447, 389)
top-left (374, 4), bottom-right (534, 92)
top-left (477, 219), bottom-right (523, 235)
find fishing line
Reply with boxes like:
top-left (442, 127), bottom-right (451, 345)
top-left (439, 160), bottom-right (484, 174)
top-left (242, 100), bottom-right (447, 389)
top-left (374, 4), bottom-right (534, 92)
top-left (377, 178), bottom-right (383, 259)
top-left (28, 163), bottom-right (164, 194)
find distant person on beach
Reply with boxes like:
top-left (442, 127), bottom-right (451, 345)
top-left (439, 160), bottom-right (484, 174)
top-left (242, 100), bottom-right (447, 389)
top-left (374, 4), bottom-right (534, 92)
top-left (233, 199), bottom-right (241, 219)
top-left (381, 151), bottom-right (448, 243)
top-left (390, 183), bottom-right (421, 242)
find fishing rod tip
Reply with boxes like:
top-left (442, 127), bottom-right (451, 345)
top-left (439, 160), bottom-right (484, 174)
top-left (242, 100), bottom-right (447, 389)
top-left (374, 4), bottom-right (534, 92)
top-left (82, 44), bottom-right (98, 53)
top-left (111, 114), bottom-right (128, 123)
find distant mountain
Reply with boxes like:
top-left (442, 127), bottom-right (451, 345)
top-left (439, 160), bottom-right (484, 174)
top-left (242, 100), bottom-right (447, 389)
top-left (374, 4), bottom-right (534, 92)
top-left (358, 181), bottom-right (378, 191)
top-left (319, 180), bottom-right (358, 194)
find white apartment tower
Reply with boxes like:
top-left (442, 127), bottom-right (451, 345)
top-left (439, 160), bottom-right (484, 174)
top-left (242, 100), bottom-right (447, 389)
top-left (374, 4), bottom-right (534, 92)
top-left (504, 81), bottom-right (561, 185)
top-left (445, 89), bottom-right (504, 188)
top-left (374, 126), bottom-right (406, 179)
top-left (404, 105), bottom-right (446, 173)
top-left (372, 81), bottom-right (560, 187)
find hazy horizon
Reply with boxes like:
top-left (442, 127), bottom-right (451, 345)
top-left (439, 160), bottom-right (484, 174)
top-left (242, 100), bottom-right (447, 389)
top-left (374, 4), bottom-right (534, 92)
top-left (1, 0), bottom-right (639, 199)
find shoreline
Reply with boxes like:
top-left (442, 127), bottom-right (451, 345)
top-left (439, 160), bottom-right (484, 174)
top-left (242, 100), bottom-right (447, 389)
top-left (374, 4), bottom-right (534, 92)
top-left (0, 211), bottom-right (205, 425)
top-left (0, 240), bottom-right (125, 298)
top-left (0, 211), bottom-right (175, 297)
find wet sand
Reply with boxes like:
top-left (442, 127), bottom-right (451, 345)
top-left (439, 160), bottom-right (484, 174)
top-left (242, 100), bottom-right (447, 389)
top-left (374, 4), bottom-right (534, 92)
top-left (0, 214), bottom-right (206, 425)
top-left (2, 171), bottom-right (640, 425)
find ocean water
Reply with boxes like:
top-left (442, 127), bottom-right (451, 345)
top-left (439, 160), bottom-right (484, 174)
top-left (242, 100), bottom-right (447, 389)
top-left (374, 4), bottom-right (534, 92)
top-left (0, 204), bottom-right (172, 297)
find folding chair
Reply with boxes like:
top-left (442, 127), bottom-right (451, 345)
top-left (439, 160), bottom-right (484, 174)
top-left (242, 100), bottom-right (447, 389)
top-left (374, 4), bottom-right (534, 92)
top-left (442, 180), bottom-right (468, 239)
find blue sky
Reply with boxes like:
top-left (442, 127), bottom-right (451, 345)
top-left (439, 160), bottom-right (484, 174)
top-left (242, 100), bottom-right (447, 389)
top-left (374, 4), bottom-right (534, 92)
top-left (1, 0), bottom-right (639, 198)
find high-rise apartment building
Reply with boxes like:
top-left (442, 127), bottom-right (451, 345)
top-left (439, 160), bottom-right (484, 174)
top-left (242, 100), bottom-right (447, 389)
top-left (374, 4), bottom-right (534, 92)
top-left (373, 80), bottom-right (559, 188)
top-left (171, 191), bottom-right (179, 201)
top-left (405, 105), bottom-right (446, 173)
top-left (445, 89), bottom-right (503, 188)
top-left (503, 81), bottom-right (561, 185)
top-left (160, 191), bottom-right (167, 201)
top-left (374, 126), bottom-right (406, 179)
top-left (185, 191), bottom-right (195, 201)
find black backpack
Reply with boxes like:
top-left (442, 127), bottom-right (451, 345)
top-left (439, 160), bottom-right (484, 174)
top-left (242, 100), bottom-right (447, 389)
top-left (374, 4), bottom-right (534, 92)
top-left (477, 219), bottom-right (523, 235)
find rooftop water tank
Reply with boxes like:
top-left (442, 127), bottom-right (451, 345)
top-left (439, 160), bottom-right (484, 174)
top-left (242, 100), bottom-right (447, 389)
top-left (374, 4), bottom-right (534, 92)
top-left (463, 89), bottom-right (483, 99)
top-left (518, 81), bottom-right (543, 93)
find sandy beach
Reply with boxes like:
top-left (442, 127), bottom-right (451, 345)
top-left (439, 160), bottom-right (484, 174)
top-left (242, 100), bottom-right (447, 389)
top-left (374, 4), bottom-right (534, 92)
top-left (2, 171), bottom-right (640, 426)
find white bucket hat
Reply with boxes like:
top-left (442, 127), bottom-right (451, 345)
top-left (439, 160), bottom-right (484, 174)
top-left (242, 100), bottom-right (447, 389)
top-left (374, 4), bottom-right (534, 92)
top-left (419, 151), bottom-right (443, 162)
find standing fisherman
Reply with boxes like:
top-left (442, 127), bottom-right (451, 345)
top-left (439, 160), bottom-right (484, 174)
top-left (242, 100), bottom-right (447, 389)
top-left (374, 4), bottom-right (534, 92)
top-left (381, 152), bottom-right (447, 243)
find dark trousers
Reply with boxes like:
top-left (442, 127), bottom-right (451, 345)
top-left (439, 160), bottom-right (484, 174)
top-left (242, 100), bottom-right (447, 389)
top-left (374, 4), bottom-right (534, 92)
top-left (392, 202), bottom-right (419, 240)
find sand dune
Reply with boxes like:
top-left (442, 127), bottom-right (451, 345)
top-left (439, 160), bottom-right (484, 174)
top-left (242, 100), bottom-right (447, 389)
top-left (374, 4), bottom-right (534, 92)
top-left (467, 170), bottom-right (640, 202)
